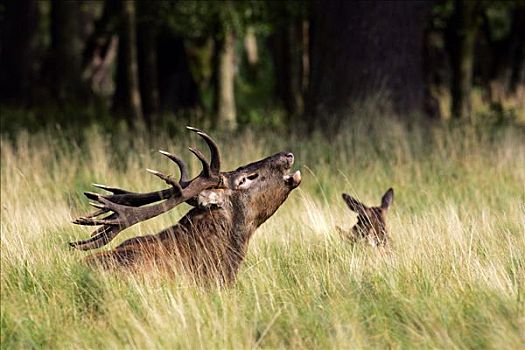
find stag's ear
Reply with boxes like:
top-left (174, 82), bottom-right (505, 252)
top-left (342, 193), bottom-right (366, 214)
top-left (197, 189), bottom-right (228, 209)
top-left (381, 188), bottom-right (394, 210)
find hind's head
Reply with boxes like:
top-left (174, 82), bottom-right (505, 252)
top-left (340, 188), bottom-right (394, 246)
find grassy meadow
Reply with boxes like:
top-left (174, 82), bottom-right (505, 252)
top-left (1, 115), bottom-right (524, 349)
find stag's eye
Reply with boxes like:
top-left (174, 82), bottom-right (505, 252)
top-left (236, 173), bottom-right (259, 189)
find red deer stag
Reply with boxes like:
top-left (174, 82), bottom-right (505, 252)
top-left (337, 188), bottom-right (394, 247)
top-left (70, 127), bottom-right (301, 284)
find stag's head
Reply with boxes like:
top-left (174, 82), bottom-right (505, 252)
top-left (340, 188), bottom-right (394, 246)
top-left (219, 152), bottom-right (301, 228)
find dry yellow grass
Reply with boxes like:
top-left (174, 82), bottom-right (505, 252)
top-left (1, 118), bottom-right (524, 349)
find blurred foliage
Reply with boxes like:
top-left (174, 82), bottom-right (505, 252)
top-left (146, 1), bottom-right (271, 39)
top-left (0, 0), bottom-right (523, 133)
top-left (430, 0), bottom-right (518, 33)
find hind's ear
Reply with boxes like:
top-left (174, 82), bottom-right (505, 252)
top-left (342, 193), bottom-right (366, 213)
top-left (381, 188), bottom-right (394, 210)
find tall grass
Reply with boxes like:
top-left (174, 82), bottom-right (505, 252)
top-left (1, 115), bottom-right (524, 349)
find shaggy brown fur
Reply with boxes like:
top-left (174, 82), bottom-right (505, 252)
top-left (72, 129), bottom-right (301, 285)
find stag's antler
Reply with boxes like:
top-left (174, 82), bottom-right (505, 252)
top-left (70, 127), bottom-right (224, 250)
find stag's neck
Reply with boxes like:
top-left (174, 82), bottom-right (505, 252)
top-left (170, 205), bottom-right (253, 261)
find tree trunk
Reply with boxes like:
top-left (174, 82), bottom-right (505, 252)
top-left (0, 0), bottom-right (38, 105)
top-left (479, 3), bottom-right (525, 104)
top-left (302, 20), bottom-right (310, 95)
top-left (138, 22), bottom-right (160, 126)
top-left (113, 0), bottom-right (143, 122)
top-left (49, 0), bottom-right (85, 103)
top-left (214, 29), bottom-right (237, 130)
top-left (82, 0), bottom-right (119, 96)
top-left (423, 28), bottom-right (449, 119)
top-left (243, 26), bottom-right (259, 84)
top-left (449, 0), bottom-right (478, 120)
top-left (307, 0), bottom-right (432, 125)
top-left (157, 35), bottom-right (200, 114)
top-left (509, 4), bottom-right (525, 95)
top-left (244, 26), bottom-right (258, 66)
top-left (271, 19), bottom-right (304, 118)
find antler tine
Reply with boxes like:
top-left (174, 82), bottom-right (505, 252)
top-left (84, 191), bottom-right (100, 201)
top-left (187, 126), bottom-right (221, 174)
top-left (88, 201), bottom-right (107, 210)
top-left (83, 208), bottom-right (109, 218)
top-left (145, 168), bottom-right (183, 194)
top-left (158, 150), bottom-right (190, 185)
top-left (188, 147), bottom-right (211, 177)
top-left (92, 183), bottom-right (131, 195)
top-left (70, 225), bottom-right (119, 250)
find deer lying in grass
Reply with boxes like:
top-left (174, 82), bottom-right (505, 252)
top-left (337, 188), bottom-right (394, 247)
top-left (70, 127), bottom-right (301, 284)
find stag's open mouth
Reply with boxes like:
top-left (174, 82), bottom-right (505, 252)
top-left (283, 153), bottom-right (301, 188)
top-left (284, 170), bottom-right (302, 188)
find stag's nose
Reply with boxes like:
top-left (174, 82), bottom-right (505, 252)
top-left (285, 152), bottom-right (294, 165)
